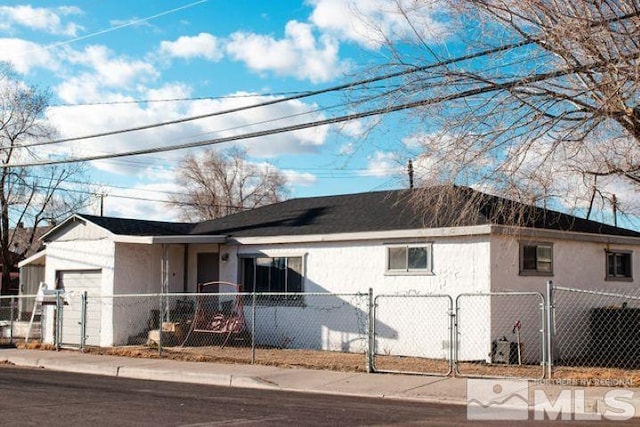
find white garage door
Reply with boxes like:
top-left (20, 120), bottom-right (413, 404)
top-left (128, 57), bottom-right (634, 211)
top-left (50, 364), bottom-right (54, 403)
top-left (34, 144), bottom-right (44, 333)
top-left (59, 270), bottom-right (102, 347)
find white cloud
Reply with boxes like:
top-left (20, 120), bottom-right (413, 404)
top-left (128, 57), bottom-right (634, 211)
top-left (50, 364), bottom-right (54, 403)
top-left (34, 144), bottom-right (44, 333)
top-left (283, 170), bottom-right (317, 187)
top-left (339, 142), bottom-right (355, 156)
top-left (0, 38), bottom-right (58, 73)
top-left (226, 20), bottom-right (347, 83)
top-left (308, 0), bottom-right (449, 49)
top-left (361, 150), bottom-right (403, 177)
top-left (0, 5), bottom-right (83, 36)
top-left (101, 182), bottom-right (182, 222)
top-left (45, 89), bottom-right (330, 176)
top-left (61, 45), bottom-right (158, 93)
top-left (159, 33), bottom-right (224, 61)
top-left (338, 119), bottom-right (365, 138)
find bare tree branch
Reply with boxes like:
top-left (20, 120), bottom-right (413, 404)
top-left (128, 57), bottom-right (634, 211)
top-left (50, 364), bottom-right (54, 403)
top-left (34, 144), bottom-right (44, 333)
top-left (169, 146), bottom-right (289, 221)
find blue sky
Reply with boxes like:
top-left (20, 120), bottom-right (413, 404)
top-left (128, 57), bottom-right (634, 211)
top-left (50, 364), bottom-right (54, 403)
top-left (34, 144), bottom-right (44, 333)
top-left (1, 1), bottom-right (638, 230)
top-left (0, 0), bottom-right (448, 221)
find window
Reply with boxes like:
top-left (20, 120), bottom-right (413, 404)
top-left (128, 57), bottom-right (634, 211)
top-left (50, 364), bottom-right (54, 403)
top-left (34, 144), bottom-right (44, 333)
top-left (606, 251), bottom-right (632, 281)
top-left (240, 256), bottom-right (303, 293)
top-left (519, 242), bottom-right (553, 275)
top-left (386, 244), bottom-right (432, 274)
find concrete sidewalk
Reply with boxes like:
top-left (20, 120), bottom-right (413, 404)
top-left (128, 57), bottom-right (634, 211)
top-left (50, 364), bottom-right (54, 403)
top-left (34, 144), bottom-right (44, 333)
top-left (1, 348), bottom-right (639, 419)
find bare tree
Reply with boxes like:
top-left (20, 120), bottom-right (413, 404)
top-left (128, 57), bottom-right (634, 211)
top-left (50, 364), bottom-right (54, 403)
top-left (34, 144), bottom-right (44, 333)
top-left (170, 147), bottom-right (289, 221)
top-left (351, 0), bottom-right (640, 224)
top-left (0, 64), bottom-right (88, 294)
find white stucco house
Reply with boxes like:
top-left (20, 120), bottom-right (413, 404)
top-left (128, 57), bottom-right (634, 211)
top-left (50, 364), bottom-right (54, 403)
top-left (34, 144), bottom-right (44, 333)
top-left (28, 186), bottom-right (640, 363)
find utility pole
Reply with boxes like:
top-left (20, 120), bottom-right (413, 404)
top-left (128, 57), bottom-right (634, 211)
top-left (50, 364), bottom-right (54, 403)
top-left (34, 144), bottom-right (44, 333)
top-left (100, 194), bottom-right (104, 217)
top-left (612, 194), bottom-right (618, 227)
top-left (407, 160), bottom-right (414, 189)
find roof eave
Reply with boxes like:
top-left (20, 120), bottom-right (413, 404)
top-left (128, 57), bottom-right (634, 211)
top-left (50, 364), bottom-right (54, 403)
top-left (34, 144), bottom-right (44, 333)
top-left (150, 235), bottom-right (227, 244)
top-left (18, 249), bottom-right (46, 268)
top-left (226, 224), bottom-right (493, 245)
top-left (491, 225), bottom-right (640, 245)
top-left (110, 235), bottom-right (227, 244)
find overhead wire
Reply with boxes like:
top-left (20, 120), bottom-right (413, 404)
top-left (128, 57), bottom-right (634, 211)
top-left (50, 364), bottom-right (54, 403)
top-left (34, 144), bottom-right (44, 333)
top-left (7, 49), bottom-right (640, 169)
top-left (12, 39), bottom-right (539, 151)
top-left (12, 8), bottom-right (637, 152)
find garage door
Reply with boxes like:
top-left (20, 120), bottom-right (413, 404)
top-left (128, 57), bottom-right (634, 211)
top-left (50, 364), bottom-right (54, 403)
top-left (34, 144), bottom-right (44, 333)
top-left (59, 270), bottom-right (102, 347)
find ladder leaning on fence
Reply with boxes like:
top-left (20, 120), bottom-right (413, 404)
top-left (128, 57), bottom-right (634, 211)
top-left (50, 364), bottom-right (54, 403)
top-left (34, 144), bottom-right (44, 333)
top-left (25, 282), bottom-right (47, 342)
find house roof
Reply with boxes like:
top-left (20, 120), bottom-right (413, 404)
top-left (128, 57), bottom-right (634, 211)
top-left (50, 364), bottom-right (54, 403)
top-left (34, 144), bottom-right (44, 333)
top-left (50, 187), bottom-right (640, 241)
top-left (51, 214), bottom-right (195, 238)
top-left (190, 187), bottom-right (640, 238)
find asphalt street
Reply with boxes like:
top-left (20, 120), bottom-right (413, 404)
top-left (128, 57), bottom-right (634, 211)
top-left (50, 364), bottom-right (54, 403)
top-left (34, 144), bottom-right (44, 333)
top-left (0, 365), bottom-right (633, 426)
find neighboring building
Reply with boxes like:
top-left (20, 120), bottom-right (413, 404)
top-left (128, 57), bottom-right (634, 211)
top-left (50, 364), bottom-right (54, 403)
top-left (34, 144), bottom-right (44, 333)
top-left (27, 187), bottom-right (640, 361)
top-left (1, 224), bottom-right (50, 295)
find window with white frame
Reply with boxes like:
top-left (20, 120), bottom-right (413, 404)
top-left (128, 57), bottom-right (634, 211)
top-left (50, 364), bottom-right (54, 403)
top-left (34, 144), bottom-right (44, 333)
top-left (519, 242), bottom-right (553, 275)
top-left (606, 251), bottom-right (632, 280)
top-left (386, 244), bottom-right (432, 274)
top-left (240, 256), bottom-right (303, 293)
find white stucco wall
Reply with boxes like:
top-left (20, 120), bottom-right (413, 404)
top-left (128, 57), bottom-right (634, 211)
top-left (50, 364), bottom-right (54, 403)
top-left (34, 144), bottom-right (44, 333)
top-left (490, 233), bottom-right (640, 365)
top-left (215, 234), bottom-right (492, 359)
top-left (490, 234), bottom-right (640, 292)
top-left (41, 221), bottom-right (115, 346)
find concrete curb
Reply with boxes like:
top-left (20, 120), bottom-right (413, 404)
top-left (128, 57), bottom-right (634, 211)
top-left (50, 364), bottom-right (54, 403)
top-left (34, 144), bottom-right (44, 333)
top-left (3, 348), bottom-right (640, 419)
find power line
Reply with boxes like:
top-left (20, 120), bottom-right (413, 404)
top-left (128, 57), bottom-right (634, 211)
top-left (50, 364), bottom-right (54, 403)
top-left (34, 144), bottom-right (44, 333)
top-left (7, 51), bottom-right (638, 169)
top-left (49, 91), bottom-right (314, 107)
top-left (12, 39), bottom-right (538, 151)
top-left (19, 7), bottom-right (638, 151)
top-left (33, 183), bottom-right (249, 210)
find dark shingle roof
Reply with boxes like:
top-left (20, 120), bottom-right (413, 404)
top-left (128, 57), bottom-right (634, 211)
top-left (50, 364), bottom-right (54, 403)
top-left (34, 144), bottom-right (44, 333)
top-left (65, 187), bottom-right (640, 239)
top-left (190, 187), bottom-right (640, 238)
top-left (77, 214), bottom-right (194, 236)
top-left (190, 190), bottom-right (425, 236)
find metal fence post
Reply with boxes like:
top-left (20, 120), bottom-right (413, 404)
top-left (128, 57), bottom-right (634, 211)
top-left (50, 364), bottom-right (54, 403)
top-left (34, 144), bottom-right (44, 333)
top-left (546, 280), bottom-right (554, 379)
top-left (251, 291), bottom-right (256, 364)
top-left (9, 296), bottom-right (15, 344)
top-left (453, 296), bottom-right (460, 377)
top-left (55, 290), bottom-right (62, 350)
top-left (449, 298), bottom-right (456, 375)
top-left (80, 291), bottom-right (87, 350)
top-left (366, 288), bottom-right (374, 373)
top-left (158, 294), bottom-right (163, 356)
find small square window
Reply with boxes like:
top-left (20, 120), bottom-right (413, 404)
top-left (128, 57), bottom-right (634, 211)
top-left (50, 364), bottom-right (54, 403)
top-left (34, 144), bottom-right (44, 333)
top-left (606, 251), bottom-right (632, 281)
top-left (386, 244), bottom-right (432, 274)
top-left (520, 242), bottom-right (553, 276)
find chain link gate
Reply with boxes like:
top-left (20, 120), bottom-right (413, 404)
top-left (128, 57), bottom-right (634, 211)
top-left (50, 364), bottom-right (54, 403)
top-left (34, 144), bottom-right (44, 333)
top-left (372, 294), bottom-right (453, 375)
top-left (57, 291), bottom-right (85, 349)
top-left (455, 292), bottom-right (545, 379)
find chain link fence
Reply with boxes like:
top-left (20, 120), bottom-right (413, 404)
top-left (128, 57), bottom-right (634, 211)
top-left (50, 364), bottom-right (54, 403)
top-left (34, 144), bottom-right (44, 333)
top-left (76, 292), bottom-right (370, 371)
top-left (455, 292), bottom-right (545, 379)
top-left (28, 282), bottom-right (640, 382)
top-left (552, 286), bottom-right (640, 378)
top-left (373, 294), bottom-right (453, 375)
top-left (0, 294), bottom-right (40, 346)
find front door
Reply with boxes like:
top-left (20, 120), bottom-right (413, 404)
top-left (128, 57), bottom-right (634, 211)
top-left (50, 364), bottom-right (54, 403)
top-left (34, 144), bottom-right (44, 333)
top-left (197, 252), bottom-right (219, 286)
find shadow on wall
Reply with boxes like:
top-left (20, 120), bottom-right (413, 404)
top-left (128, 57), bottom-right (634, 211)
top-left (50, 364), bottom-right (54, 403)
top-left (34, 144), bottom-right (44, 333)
top-left (248, 279), bottom-right (396, 353)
